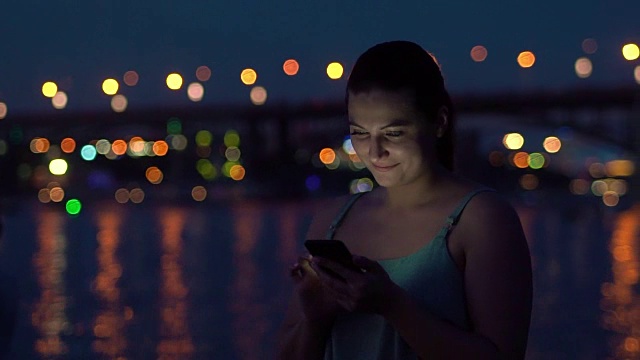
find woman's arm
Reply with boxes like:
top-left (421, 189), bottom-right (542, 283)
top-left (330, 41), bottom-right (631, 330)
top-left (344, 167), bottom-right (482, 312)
top-left (311, 193), bottom-right (532, 359)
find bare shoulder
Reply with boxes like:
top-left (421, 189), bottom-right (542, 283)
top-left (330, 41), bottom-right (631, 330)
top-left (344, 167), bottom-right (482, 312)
top-left (305, 195), bottom-right (353, 240)
top-left (457, 190), bottom-right (525, 243)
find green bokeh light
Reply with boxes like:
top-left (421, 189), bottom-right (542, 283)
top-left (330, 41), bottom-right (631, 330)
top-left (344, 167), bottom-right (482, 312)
top-left (528, 152), bottom-right (545, 169)
top-left (196, 130), bottom-right (213, 147)
top-left (224, 130), bottom-right (240, 147)
top-left (66, 199), bottom-right (82, 215)
top-left (167, 118), bottom-right (182, 135)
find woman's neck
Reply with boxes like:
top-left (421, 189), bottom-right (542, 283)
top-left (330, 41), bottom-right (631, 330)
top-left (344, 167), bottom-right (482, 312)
top-left (378, 165), bottom-right (454, 209)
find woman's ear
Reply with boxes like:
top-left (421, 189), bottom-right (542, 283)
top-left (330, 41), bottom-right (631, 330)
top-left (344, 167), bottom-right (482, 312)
top-left (436, 106), bottom-right (449, 138)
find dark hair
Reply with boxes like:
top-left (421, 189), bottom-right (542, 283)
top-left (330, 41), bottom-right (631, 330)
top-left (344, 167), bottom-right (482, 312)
top-left (346, 40), bottom-right (455, 170)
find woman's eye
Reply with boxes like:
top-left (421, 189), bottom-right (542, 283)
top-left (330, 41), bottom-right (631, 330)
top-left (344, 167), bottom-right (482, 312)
top-left (350, 130), bottom-right (367, 136)
top-left (386, 131), bottom-right (403, 137)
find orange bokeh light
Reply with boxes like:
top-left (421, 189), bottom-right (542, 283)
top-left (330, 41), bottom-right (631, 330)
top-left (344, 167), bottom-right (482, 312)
top-left (50, 187), bottom-right (65, 202)
top-left (513, 152), bottom-right (530, 168)
top-left (111, 140), bottom-right (127, 156)
top-left (129, 137), bottom-right (145, 153)
top-left (153, 140), bottom-right (169, 156)
top-left (517, 51), bottom-right (536, 68)
top-left (283, 59), bottom-right (300, 75)
top-left (196, 66), bottom-right (211, 81)
top-left (145, 167), bottom-right (163, 184)
top-left (470, 46), bottom-right (488, 62)
top-left (229, 165), bottom-right (246, 181)
top-left (31, 138), bottom-right (51, 153)
top-left (319, 148), bottom-right (336, 165)
top-left (60, 138), bottom-right (76, 153)
top-left (123, 71), bottom-right (139, 86)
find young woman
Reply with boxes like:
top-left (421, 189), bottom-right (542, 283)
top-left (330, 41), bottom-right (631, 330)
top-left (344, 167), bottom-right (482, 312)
top-left (277, 40), bottom-right (532, 359)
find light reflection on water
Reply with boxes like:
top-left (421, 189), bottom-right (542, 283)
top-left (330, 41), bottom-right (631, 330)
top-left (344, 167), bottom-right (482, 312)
top-left (1, 196), bottom-right (637, 358)
top-left (32, 209), bottom-right (69, 357)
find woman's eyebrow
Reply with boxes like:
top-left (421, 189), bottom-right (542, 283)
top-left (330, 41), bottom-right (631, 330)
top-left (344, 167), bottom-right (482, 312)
top-left (348, 119), bottom-right (412, 129)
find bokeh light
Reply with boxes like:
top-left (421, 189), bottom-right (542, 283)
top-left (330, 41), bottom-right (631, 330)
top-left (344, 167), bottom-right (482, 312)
top-left (0, 102), bottom-right (7, 119)
top-left (81, 145), bottom-right (97, 161)
top-left (187, 83), bottom-right (204, 102)
top-left (96, 139), bottom-right (111, 155)
top-left (167, 118), bottom-right (182, 135)
top-left (517, 51), bottom-right (536, 68)
top-left (575, 57), bottom-right (593, 78)
top-left (52, 92), bottom-right (68, 109)
top-left (111, 95), bottom-right (127, 112)
top-left (605, 160), bottom-right (635, 177)
top-left (129, 188), bottom-right (144, 203)
top-left (283, 59), bottom-right (300, 75)
top-left (543, 136), bottom-right (562, 153)
top-left (102, 79), bottom-right (119, 95)
top-left (350, 177), bottom-right (374, 194)
top-left (42, 82), bottom-right (58, 98)
top-left (145, 167), bottom-right (163, 184)
top-left (123, 71), bottom-right (139, 86)
top-left (589, 163), bottom-right (606, 178)
top-left (196, 159), bottom-right (217, 180)
top-left (503, 133), bottom-right (524, 150)
top-left (591, 180), bottom-right (607, 196)
top-left (49, 159), bottom-right (68, 175)
top-left (38, 188), bottom-right (51, 203)
top-left (166, 73), bottom-right (183, 90)
top-left (0, 140), bottom-right (7, 155)
top-left (622, 44), bottom-right (640, 61)
top-left (224, 130), bottom-right (240, 147)
top-left (115, 188), bottom-right (129, 204)
top-left (129, 137), bottom-right (145, 155)
top-left (635, 65), bottom-right (640, 84)
top-left (528, 153), bottom-right (545, 169)
top-left (319, 148), bottom-right (336, 165)
top-left (65, 199), bottom-right (82, 215)
top-left (305, 175), bottom-right (321, 191)
top-left (519, 174), bottom-right (539, 190)
top-left (229, 165), bottom-right (246, 181)
top-left (192, 186), bottom-right (207, 201)
top-left (225, 146), bottom-right (241, 161)
top-left (30, 138), bottom-right (51, 153)
top-left (603, 191), bottom-right (620, 207)
top-left (250, 86), bottom-right (267, 105)
top-left (170, 134), bottom-right (188, 151)
top-left (196, 66), bottom-right (211, 81)
top-left (582, 38), bottom-right (598, 54)
top-left (513, 152), bottom-right (529, 169)
top-left (60, 138), bottom-right (76, 153)
top-left (569, 179), bottom-right (590, 195)
top-left (196, 130), bottom-right (213, 147)
top-left (112, 140), bottom-right (127, 156)
top-left (241, 69), bottom-right (257, 85)
top-left (153, 140), bottom-right (169, 156)
top-left (470, 46), bottom-right (488, 62)
top-left (327, 62), bottom-right (344, 79)
top-left (50, 187), bottom-right (65, 202)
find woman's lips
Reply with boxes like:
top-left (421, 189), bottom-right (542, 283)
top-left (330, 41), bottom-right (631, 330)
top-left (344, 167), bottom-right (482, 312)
top-left (372, 164), bottom-right (398, 172)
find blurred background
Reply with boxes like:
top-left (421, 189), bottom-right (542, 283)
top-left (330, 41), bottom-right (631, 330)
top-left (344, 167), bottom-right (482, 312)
top-left (0, 1), bottom-right (639, 359)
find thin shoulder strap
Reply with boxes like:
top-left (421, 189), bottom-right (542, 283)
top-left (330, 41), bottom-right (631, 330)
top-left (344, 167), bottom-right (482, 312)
top-left (325, 192), bottom-right (368, 240)
top-left (442, 188), bottom-right (496, 233)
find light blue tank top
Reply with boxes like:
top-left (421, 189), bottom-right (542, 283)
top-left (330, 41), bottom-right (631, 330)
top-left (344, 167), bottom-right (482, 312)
top-left (323, 188), bottom-right (493, 360)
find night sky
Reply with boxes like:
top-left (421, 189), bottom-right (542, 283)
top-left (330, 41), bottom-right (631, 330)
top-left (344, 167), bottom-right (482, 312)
top-left (1, 1), bottom-right (639, 115)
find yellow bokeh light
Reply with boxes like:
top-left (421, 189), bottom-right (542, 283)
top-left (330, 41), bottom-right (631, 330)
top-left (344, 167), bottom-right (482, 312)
top-left (574, 57), bottom-right (592, 78)
top-left (166, 73), bottom-right (183, 90)
top-left (250, 86), bottom-right (267, 105)
top-left (0, 102), bottom-right (6, 120)
top-left (129, 137), bottom-right (145, 154)
top-left (192, 186), bottom-right (207, 201)
top-left (52, 91), bottom-right (68, 109)
top-left (327, 62), bottom-right (344, 80)
top-left (503, 133), bottom-right (524, 150)
top-left (187, 83), bottom-right (204, 102)
top-left (622, 43), bottom-right (640, 61)
top-left (111, 94), bottom-right (128, 112)
top-left (319, 148), bottom-right (336, 164)
top-left (112, 140), bottom-right (127, 156)
top-left (153, 140), bottom-right (169, 156)
top-left (42, 82), bottom-right (58, 98)
top-left (61, 138), bottom-right (76, 153)
top-left (582, 38), bottom-right (598, 54)
top-left (146, 166), bottom-right (163, 184)
top-left (240, 69), bottom-right (257, 85)
top-left (470, 46), bottom-right (488, 62)
top-left (196, 66), bottom-right (211, 82)
top-left (605, 160), bottom-right (635, 177)
top-left (283, 59), bottom-right (300, 75)
top-left (517, 51), bottom-right (536, 68)
top-left (543, 136), bottom-right (562, 153)
top-left (229, 165), bottom-right (246, 181)
top-left (123, 71), bottom-right (139, 86)
top-left (49, 159), bottom-right (68, 175)
top-left (513, 152), bottom-right (530, 169)
top-left (102, 78), bottom-right (119, 95)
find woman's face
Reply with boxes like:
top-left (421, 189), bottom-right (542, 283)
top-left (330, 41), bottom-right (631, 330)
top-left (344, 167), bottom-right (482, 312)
top-left (347, 88), bottom-right (437, 188)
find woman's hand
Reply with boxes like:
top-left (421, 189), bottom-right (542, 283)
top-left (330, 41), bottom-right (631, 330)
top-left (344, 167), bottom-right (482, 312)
top-left (290, 256), bottom-right (342, 323)
top-left (309, 255), bottom-right (397, 314)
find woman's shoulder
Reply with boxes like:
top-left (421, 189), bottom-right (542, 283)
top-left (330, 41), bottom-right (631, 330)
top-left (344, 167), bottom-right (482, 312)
top-left (305, 194), bottom-right (356, 239)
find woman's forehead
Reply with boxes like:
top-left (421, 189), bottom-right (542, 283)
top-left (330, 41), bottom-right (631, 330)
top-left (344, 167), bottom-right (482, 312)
top-left (348, 89), bottom-right (421, 122)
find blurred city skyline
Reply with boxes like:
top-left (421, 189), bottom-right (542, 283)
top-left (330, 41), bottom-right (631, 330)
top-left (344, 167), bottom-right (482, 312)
top-left (0, 1), bottom-right (639, 116)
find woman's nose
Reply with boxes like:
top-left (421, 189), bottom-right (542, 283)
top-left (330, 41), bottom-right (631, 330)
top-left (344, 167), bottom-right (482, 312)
top-left (369, 136), bottom-right (388, 161)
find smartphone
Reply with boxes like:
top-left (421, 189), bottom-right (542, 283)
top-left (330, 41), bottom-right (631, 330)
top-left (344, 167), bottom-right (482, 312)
top-left (304, 240), bottom-right (359, 271)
